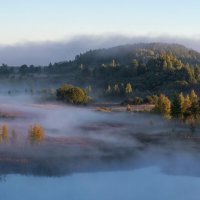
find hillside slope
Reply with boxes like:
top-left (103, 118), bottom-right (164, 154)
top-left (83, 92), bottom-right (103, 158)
top-left (71, 43), bottom-right (200, 67)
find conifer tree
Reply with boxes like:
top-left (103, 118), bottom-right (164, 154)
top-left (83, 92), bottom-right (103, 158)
top-left (171, 93), bottom-right (184, 118)
top-left (183, 95), bottom-right (192, 113)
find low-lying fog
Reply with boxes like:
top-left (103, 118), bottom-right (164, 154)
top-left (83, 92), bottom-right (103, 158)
top-left (0, 95), bottom-right (200, 200)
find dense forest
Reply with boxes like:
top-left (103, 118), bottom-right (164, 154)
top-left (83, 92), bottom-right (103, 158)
top-left (1, 43), bottom-right (200, 98)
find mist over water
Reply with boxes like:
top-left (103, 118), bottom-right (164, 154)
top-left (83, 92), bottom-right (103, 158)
top-left (0, 94), bottom-right (200, 200)
top-left (1, 0), bottom-right (200, 198)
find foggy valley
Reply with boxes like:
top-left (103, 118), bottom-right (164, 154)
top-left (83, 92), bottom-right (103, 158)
top-left (1, 1), bottom-right (200, 200)
top-left (1, 89), bottom-right (200, 200)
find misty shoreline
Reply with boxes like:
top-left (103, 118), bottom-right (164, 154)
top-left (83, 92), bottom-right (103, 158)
top-left (0, 97), bottom-right (199, 178)
top-left (0, 113), bottom-right (200, 177)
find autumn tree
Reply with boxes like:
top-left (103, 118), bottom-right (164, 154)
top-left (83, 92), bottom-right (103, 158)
top-left (188, 90), bottom-right (199, 118)
top-left (0, 124), bottom-right (9, 143)
top-left (190, 103), bottom-right (200, 119)
top-left (154, 94), bottom-right (171, 116)
top-left (189, 90), bottom-right (198, 103)
top-left (183, 95), bottom-right (192, 113)
top-left (125, 83), bottom-right (133, 95)
top-left (28, 124), bottom-right (45, 144)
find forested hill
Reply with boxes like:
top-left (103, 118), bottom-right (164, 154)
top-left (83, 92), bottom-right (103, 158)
top-left (53, 43), bottom-right (200, 97)
top-left (1, 43), bottom-right (200, 97)
top-left (71, 43), bottom-right (200, 67)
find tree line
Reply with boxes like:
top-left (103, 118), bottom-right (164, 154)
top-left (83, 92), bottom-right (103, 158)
top-left (154, 90), bottom-right (200, 120)
top-left (1, 43), bottom-right (200, 98)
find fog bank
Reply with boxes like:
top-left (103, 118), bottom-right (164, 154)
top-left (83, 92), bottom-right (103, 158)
top-left (0, 34), bottom-right (200, 65)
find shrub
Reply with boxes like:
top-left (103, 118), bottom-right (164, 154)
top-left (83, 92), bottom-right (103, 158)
top-left (56, 84), bottom-right (89, 105)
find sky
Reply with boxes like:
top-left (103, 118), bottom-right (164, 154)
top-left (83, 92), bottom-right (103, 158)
top-left (0, 0), bottom-right (200, 45)
top-left (0, 0), bottom-right (200, 65)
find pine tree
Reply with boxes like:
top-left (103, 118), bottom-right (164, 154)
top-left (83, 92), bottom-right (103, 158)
top-left (171, 93), bottom-right (184, 118)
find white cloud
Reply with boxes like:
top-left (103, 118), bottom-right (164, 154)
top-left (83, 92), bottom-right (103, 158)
top-left (0, 34), bottom-right (199, 66)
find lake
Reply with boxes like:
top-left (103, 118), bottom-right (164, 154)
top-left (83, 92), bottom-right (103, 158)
top-left (1, 167), bottom-right (200, 200)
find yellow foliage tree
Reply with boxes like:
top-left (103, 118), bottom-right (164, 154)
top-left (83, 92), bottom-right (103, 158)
top-left (1, 124), bottom-right (8, 143)
top-left (183, 95), bottom-right (192, 113)
top-left (28, 124), bottom-right (45, 144)
top-left (125, 83), bottom-right (133, 95)
top-left (189, 90), bottom-right (198, 103)
top-left (154, 94), bottom-right (171, 116)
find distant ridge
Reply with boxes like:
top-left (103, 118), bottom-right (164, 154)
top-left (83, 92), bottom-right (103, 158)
top-left (68, 42), bottom-right (200, 67)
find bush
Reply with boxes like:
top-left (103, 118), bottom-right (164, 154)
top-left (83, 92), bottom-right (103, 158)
top-left (56, 84), bottom-right (89, 105)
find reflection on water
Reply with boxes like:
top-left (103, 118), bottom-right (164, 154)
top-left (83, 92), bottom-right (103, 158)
top-left (1, 167), bottom-right (200, 200)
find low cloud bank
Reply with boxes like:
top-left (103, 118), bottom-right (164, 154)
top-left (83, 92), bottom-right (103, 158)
top-left (0, 34), bottom-right (200, 66)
